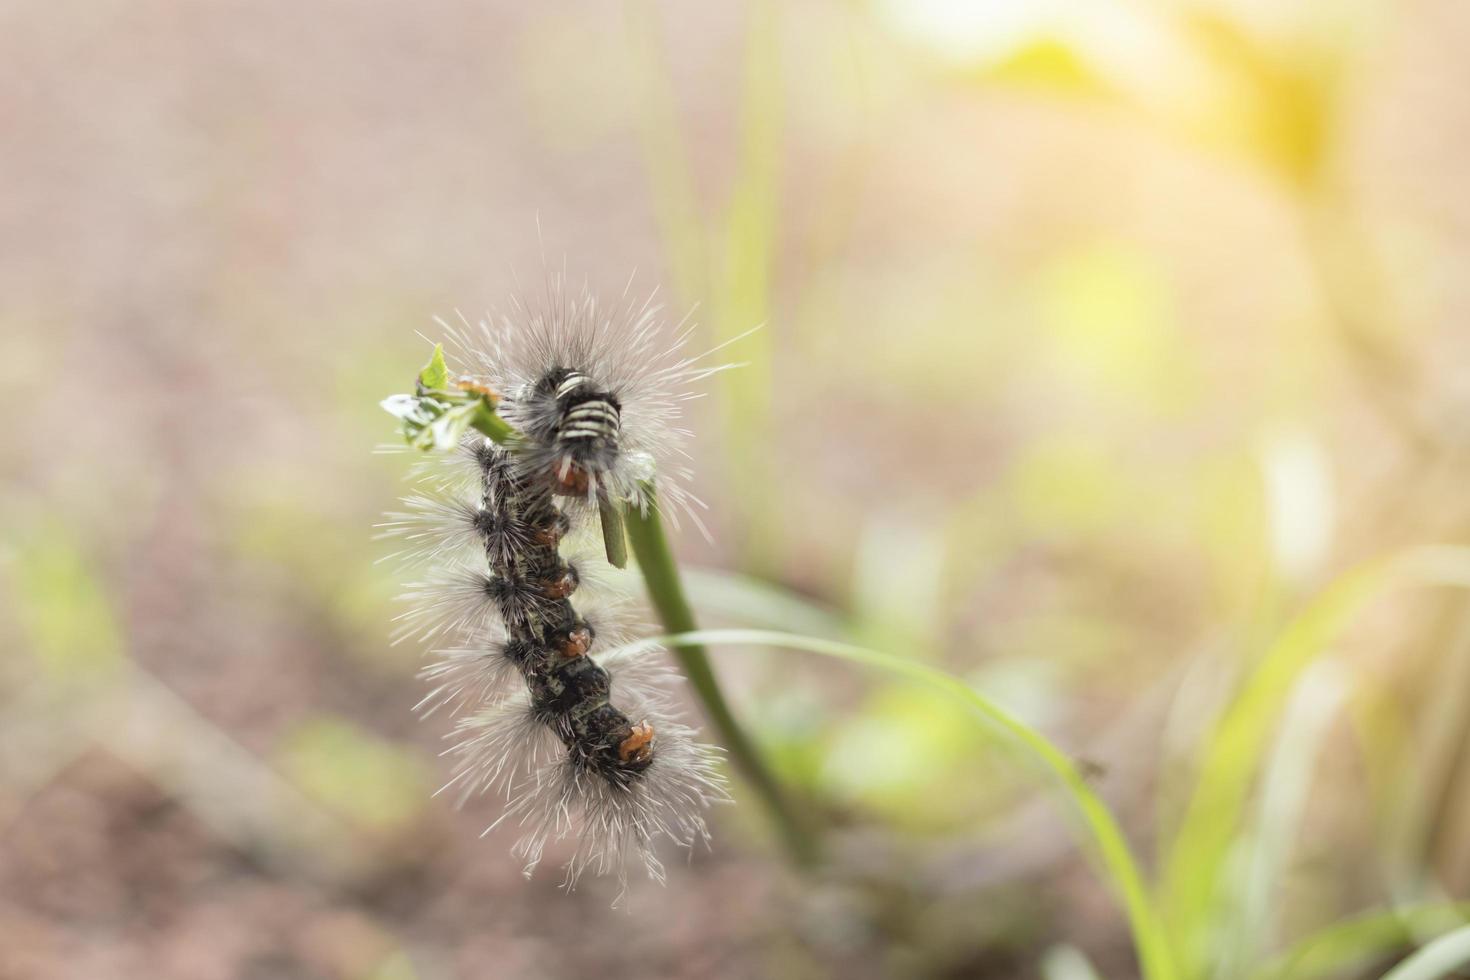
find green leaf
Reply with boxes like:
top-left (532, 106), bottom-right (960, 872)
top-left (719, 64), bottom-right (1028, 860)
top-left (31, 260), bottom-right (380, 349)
top-left (418, 343), bottom-right (449, 391)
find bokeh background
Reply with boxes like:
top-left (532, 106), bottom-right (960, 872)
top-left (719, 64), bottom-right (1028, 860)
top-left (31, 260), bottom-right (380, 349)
top-left (4, 1), bottom-right (1470, 977)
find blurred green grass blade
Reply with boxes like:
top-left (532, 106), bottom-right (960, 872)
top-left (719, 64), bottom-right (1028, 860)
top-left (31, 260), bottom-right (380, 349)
top-left (1162, 547), bottom-right (1470, 970)
top-left (1382, 925), bottom-right (1470, 980)
top-left (624, 0), bottom-right (706, 304)
top-left (717, 0), bottom-right (779, 379)
top-left (626, 0), bottom-right (782, 568)
top-left (1348, 677), bottom-right (1419, 894)
top-left (1164, 558), bottom-right (1389, 964)
top-left (1252, 903), bottom-right (1470, 980)
top-left (1375, 607), bottom-right (1470, 905)
top-left (1222, 663), bottom-right (1349, 978)
top-left (713, 0), bottom-right (781, 569)
top-left (643, 628), bottom-right (1178, 980)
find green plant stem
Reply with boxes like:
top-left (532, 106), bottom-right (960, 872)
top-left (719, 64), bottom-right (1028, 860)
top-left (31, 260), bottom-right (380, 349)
top-left (622, 495), bottom-right (821, 868)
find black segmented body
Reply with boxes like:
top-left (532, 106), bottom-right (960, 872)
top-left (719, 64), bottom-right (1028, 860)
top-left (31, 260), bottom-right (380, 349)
top-left (472, 439), bottom-right (651, 780)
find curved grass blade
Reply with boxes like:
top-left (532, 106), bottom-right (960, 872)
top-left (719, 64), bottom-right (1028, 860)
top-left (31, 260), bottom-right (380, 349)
top-left (622, 628), bottom-right (1179, 980)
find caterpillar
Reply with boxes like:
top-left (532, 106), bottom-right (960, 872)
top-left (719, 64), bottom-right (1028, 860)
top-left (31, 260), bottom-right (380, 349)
top-left (383, 275), bottom-right (733, 892)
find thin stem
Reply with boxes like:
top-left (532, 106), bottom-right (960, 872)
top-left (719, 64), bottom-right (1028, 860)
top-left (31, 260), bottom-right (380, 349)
top-left (622, 491), bottom-right (822, 867)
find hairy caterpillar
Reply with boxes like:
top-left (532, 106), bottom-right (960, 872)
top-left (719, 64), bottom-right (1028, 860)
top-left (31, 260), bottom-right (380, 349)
top-left (383, 275), bottom-right (733, 891)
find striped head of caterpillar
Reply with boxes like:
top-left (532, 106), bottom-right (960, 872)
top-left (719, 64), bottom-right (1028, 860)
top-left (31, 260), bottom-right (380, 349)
top-left (525, 367), bottom-right (623, 491)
